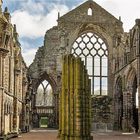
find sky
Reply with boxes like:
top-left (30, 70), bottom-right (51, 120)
top-left (2, 0), bottom-right (140, 66)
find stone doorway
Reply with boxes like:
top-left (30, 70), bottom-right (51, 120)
top-left (132, 76), bottom-right (139, 133)
top-left (114, 77), bottom-right (123, 130)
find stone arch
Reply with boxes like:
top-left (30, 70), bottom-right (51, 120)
top-left (114, 76), bottom-right (123, 130)
top-left (87, 7), bottom-right (92, 16)
top-left (67, 23), bottom-right (113, 56)
top-left (71, 31), bottom-right (108, 95)
top-left (131, 75), bottom-right (139, 133)
top-left (126, 67), bottom-right (137, 88)
top-left (125, 67), bottom-right (139, 132)
top-left (32, 72), bottom-right (57, 128)
top-left (35, 72), bottom-right (57, 94)
top-left (67, 23), bottom-right (114, 96)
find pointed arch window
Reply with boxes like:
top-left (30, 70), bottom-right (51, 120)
top-left (36, 80), bottom-right (53, 106)
top-left (87, 8), bottom-right (92, 16)
top-left (71, 32), bottom-right (108, 95)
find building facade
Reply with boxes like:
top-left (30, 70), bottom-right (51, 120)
top-left (113, 19), bottom-right (140, 132)
top-left (0, 0), bottom-right (140, 134)
top-left (0, 2), bottom-right (30, 138)
top-left (29, 0), bottom-right (140, 132)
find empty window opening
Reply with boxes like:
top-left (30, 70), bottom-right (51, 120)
top-left (36, 80), bottom-right (53, 106)
top-left (88, 8), bottom-right (92, 16)
top-left (136, 88), bottom-right (139, 108)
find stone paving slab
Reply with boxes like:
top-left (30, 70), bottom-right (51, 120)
top-left (12, 130), bottom-right (140, 140)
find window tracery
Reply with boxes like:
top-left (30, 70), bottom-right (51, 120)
top-left (36, 80), bottom-right (53, 106)
top-left (87, 8), bottom-right (92, 16)
top-left (72, 32), bottom-right (108, 95)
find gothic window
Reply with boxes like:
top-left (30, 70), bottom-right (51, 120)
top-left (36, 80), bottom-right (53, 106)
top-left (136, 88), bottom-right (139, 108)
top-left (87, 8), bottom-right (92, 16)
top-left (71, 32), bottom-right (108, 95)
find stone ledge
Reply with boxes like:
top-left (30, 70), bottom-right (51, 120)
top-left (0, 132), bottom-right (18, 140)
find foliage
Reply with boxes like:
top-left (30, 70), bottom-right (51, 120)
top-left (40, 117), bottom-right (48, 126)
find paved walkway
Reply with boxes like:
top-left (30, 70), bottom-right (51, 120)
top-left (12, 129), bottom-right (140, 140)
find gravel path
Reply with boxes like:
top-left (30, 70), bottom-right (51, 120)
top-left (12, 129), bottom-right (140, 140)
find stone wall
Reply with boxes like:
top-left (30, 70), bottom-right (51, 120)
top-left (29, 0), bottom-right (123, 129)
top-left (113, 19), bottom-right (140, 132)
top-left (29, 0), bottom-right (140, 132)
top-left (0, 4), bottom-right (29, 137)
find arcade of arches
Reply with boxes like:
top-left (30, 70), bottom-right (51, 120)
top-left (1, 0), bottom-right (140, 138)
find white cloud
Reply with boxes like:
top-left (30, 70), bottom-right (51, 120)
top-left (10, 0), bottom-right (140, 66)
top-left (11, 4), bottom-right (69, 38)
top-left (22, 48), bottom-right (37, 66)
top-left (21, 0), bottom-right (45, 14)
top-left (94, 0), bottom-right (140, 32)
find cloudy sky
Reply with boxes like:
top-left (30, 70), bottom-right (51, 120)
top-left (2, 0), bottom-right (140, 66)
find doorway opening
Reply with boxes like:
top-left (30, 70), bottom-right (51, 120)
top-left (40, 117), bottom-right (48, 128)
top-left (132, 76), bottom-right (139, 133)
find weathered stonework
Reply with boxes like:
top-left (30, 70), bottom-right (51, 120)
top-left (29, 0), bottom-right (123, 130)
top-left (28, 0), bottom-right (140, 133)
top-left (0, 0), bottom-right (140, 135)
top-left (59, 55), bottom-right (92, 140)
top-left (0, 3), bottom-right (30, 138)
top-left (113, 19), bottom-right (140, 132)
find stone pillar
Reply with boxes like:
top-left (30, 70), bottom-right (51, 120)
top-left (20, 102), bottom-right (26, 131)
top-left (59, 55), bottom-right (92, 140)
top-left (135, 19), bottom-right (140, 134)
top-left (0, 53), bottom-right (7, 135)
top-left (0, 47), bottom-right (9, 135)
top-left (122, 90), bottom-right (132, 132)
top-left (0, 54), bottom-right (2, 135)
top-left (13, 70), bottom-right (20, 132)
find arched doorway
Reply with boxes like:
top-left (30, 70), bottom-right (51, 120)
top-left (32, 79), bottom-right (55, 128)
top-left (132, 76), bottom-right (139, 133)
top-left (114, 77), bottom-right (123, 130)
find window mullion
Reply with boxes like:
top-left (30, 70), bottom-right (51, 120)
top-left (93, 56), bottom-right (94, 95)
top-left (71, 32), bottom-right (108, 96)
top-left (100, 57), bottom-right (102, 95)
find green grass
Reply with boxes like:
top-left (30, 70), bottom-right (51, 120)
top-left (40, 117), bottom-right (48, 127)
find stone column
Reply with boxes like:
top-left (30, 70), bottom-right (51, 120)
top-left (0, 54), bottom-right (3, 135)
top-left (0, 53), bottom-right (7, 135)
top-left (0, 54), bottom-right (2, 135)
top-left (13, 70), bottom-right (20, 132)
top-left (122, 89), bottom-right (132, 132)
top-left (20, 102), bottom-right (26, 131)
top-left (74, 57), bottom-right (82, 140)
top-left (0, 48), bottom-right (9, 135)
top-left (69, 56), bottom-right (74, 139)
top-left (59, 55), bottom-right (92, 140)
top-left (135, 19), bottom-right (140, 134)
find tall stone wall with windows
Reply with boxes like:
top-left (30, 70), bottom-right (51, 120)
top-left (0, 4), bottom-right (29, 138)
top-left (113, 19), bottom-right (140, 132)
top-left (29, 0), bottom-right (140, 132)
top-left (29, 0), bottom-right (123, 129)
